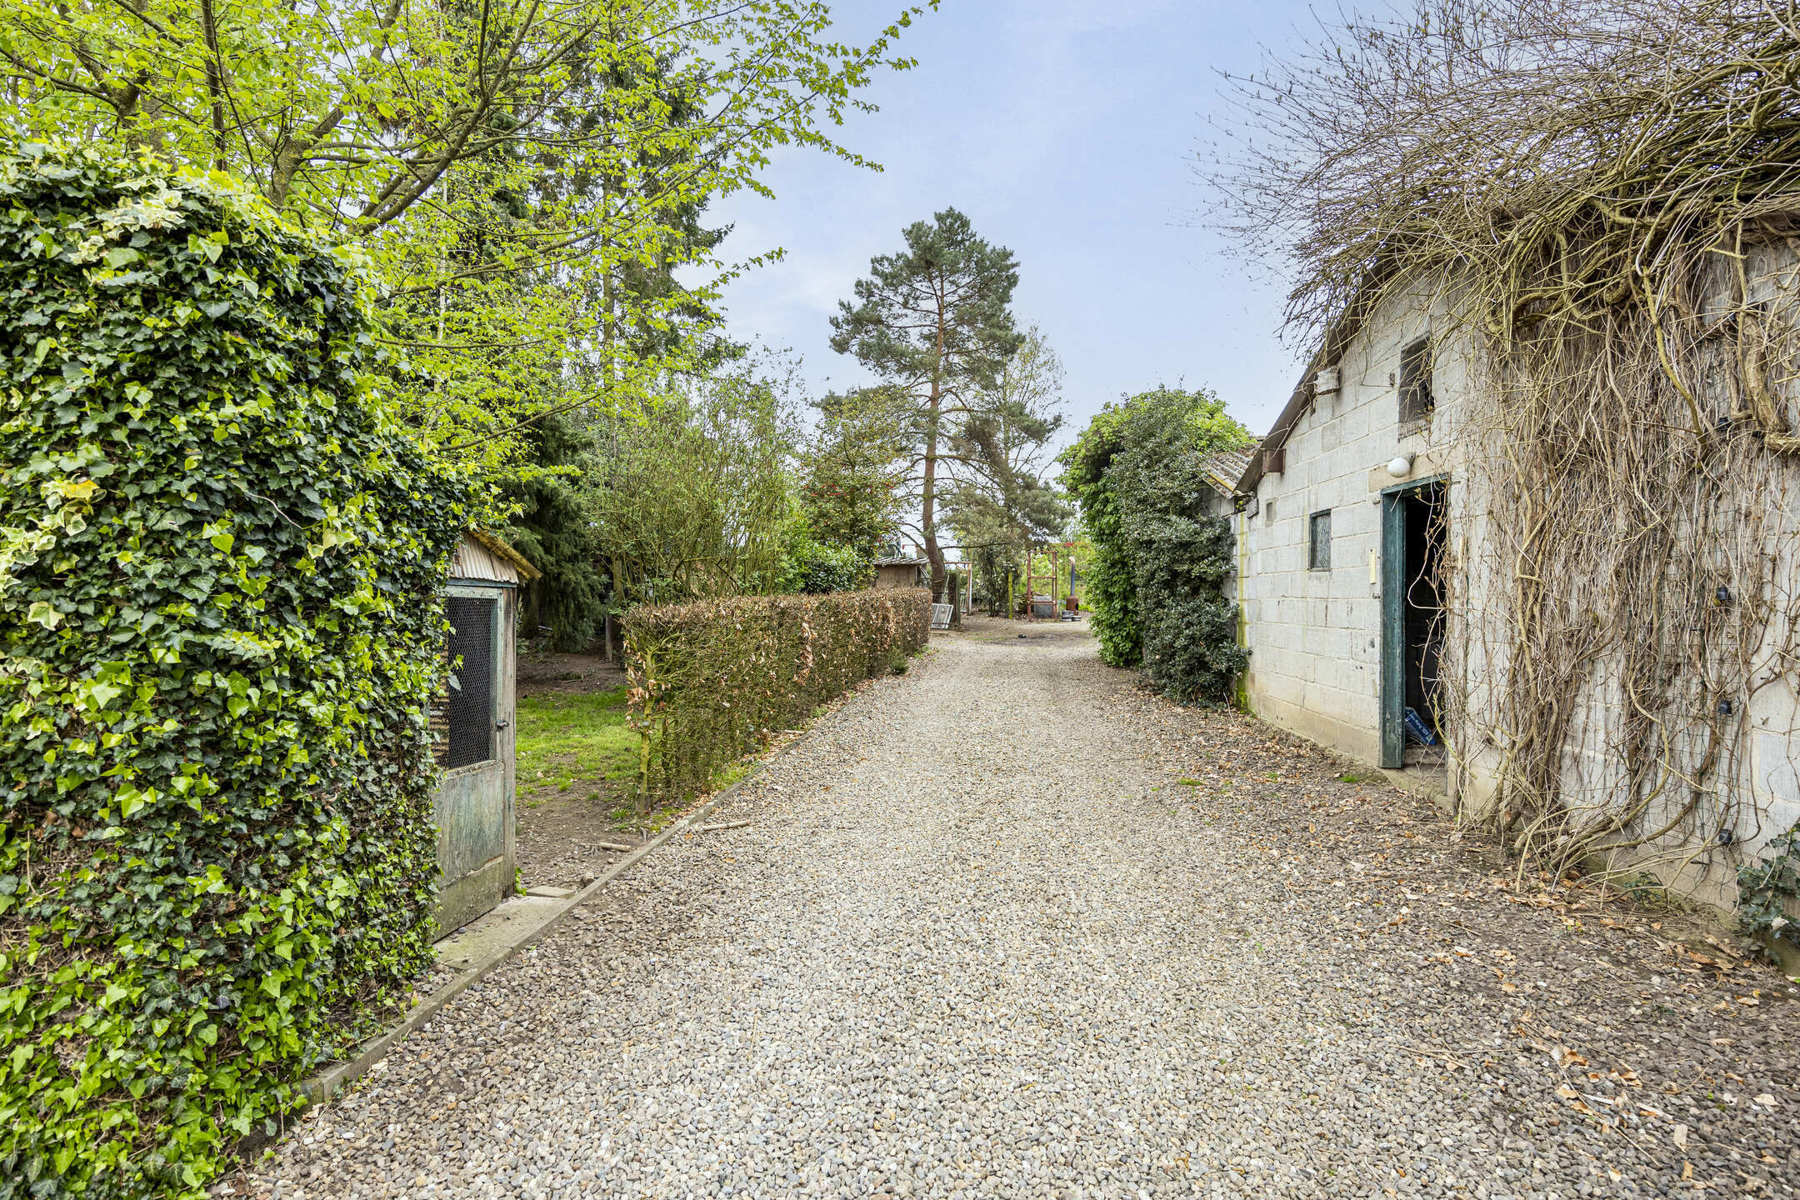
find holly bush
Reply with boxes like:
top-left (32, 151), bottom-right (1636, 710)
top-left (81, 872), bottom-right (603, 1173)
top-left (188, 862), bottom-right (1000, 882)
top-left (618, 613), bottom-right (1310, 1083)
top-left (1060, 387), bottom-right (1250, 703)
top-left (1130, 511), bottom-right (1246, 704)
top-left (0, 145), bottom-right (465, 1195)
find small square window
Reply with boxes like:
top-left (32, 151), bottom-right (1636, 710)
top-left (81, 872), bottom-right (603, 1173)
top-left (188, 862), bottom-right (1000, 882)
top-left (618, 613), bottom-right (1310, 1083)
top-left (1400, 336), bottom-right (1434, 424)
top-left (1308, 510), bottom-right (1332, 570)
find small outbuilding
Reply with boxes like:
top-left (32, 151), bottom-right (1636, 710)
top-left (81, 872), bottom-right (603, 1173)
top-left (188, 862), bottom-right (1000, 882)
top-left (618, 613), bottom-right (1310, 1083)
top-left (873, 552), bottom-right (929, 591)
top-left (433, 530), bottom-right (540, 933)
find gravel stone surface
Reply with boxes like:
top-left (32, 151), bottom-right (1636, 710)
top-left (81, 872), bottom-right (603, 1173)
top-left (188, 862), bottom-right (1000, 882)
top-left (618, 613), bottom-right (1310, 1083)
top-left (229, 621), bottom-right (1800, 1198)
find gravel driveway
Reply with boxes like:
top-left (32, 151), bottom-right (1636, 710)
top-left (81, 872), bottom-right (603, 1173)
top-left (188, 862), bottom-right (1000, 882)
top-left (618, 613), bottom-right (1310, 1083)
top-left (234, 621), bottom-right (1800, 1199)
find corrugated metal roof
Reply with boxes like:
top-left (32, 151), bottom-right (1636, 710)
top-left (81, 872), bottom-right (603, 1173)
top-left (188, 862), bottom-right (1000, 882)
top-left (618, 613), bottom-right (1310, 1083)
top-left (1202, 448), bottom-right (1253, 497)
top-left (466, 528), bottom-right (542, 581)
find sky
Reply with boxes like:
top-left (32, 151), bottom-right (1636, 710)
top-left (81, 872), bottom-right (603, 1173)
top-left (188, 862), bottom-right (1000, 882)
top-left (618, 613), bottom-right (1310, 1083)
top-left (710, 0), bottom-right (1334, 450)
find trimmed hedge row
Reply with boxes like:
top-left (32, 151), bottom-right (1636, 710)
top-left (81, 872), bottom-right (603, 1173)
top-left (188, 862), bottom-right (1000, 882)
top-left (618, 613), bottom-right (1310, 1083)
top-left (623, 588), bottom-right (931, 803)
top-left (0, 146), bottom-right (464, 1194)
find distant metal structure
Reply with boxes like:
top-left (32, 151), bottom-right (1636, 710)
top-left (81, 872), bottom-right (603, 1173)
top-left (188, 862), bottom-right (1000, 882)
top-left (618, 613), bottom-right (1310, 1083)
top-left (930, 603), bottom-right (954, 630)
top-left (1017, 540), bottom-right (1080, 620)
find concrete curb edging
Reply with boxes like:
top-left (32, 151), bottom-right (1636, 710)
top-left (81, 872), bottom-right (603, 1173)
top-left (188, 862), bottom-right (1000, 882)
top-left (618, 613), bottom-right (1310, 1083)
top-left (296, 759), bottom-right (768, 1109)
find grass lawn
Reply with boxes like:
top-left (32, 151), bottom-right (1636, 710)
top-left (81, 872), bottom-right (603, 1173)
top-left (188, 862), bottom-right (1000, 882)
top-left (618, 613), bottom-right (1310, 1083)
top-left (514, 684), bottom-right (768, 832)
top-left (515, 688), bottom-right (640, 815)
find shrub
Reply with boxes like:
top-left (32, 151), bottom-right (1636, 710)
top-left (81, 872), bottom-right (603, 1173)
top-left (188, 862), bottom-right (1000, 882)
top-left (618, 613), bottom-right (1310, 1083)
top-left (1078, 486), bottom-right (1140, 667)
top-left (0, 146), bottom-right (465, 1195)
top-left (1739, 821), bottom-right (1800, 961)
top-left (1060, 387), bottom-right (1251, 701)
top-left (1131, 511), bottom-right (1248, 703)
top-left (781, 535), bottom-right (871, 595)
top-left (624, 588), bottom-right (930, 803)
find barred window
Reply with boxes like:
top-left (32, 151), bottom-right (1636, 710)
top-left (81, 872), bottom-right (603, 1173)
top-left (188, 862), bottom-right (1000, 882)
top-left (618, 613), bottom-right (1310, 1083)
top-left (1309, 510), bottom-right (1332, 570)
top-left (1399, 336), bottom-right (1434, 424)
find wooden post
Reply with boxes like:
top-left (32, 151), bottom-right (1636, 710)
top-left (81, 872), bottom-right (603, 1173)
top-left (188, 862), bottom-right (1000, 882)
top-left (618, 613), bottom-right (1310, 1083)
top-left (1024, 544), bottom-right (1034, 620)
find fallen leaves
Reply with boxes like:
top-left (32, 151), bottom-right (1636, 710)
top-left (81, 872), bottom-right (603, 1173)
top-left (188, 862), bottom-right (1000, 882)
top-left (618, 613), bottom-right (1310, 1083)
top-left (1556, 1044), bottom-right (1591, 1069)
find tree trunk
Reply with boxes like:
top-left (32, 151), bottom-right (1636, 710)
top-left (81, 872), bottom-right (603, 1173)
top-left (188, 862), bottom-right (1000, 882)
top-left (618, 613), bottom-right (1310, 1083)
top-left (197, 0), bottom-right (229, 170)
top-left (921, 287), bottom-right (947, 600)
top-left (922, 410), bottom-right (942, 601)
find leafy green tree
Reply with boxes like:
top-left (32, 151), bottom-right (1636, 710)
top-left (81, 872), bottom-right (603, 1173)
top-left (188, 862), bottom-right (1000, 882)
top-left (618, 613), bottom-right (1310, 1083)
top-left (2, 0), bottom-right (932, 476)
top-left (1061, 387), bottom-right (1252, 702)
top-left (944, 326), bottom-right (1071, 601)
top-left (800, 386), bottom-right (910, 558)
top-left (830, 207), bottom-right (1025, 598)
top-left (589, 355), bottom-right (800, 604)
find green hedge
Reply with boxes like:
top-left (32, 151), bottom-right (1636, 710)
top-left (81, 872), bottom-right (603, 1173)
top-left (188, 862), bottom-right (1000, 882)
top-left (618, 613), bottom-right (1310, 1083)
top-left (624, 588), bottom-right (930, 803)
top-left (0, 146), bottom-right (464, 1195)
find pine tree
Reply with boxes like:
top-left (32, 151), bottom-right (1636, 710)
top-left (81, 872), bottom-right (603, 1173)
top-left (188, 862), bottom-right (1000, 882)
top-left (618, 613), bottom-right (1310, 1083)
top-left (830, 208), bottom-right (1025, 598)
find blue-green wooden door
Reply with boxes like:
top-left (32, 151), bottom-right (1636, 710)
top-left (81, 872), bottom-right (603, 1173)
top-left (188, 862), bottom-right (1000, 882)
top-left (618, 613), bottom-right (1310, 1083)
top-left (436, 584), bottom-right (515, 933)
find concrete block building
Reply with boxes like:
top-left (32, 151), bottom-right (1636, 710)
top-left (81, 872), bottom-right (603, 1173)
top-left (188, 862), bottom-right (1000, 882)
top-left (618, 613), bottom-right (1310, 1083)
top-left (1231, 259), bottom-right (1800, 920)
top-left (1234, 285), bottom-right (1466, 775)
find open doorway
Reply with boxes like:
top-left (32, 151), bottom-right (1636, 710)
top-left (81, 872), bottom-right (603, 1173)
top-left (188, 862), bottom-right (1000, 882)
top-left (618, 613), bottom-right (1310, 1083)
top-left (1380, 478), bottom-right (1447, 769)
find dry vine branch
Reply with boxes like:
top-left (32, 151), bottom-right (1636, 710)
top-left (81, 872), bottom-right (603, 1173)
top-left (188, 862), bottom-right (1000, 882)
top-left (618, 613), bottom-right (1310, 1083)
top-left (1208, 0), bottom-right (1800, 896)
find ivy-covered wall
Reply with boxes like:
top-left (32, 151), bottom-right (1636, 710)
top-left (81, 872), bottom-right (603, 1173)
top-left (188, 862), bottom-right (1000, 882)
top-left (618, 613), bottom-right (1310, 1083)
top-left (0, 146), bottom-right (465, 1195)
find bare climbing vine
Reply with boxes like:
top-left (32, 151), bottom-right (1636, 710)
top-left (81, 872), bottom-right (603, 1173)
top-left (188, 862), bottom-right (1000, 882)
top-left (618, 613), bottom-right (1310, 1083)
top-left (1209, 0), bottom-right (1800, 915)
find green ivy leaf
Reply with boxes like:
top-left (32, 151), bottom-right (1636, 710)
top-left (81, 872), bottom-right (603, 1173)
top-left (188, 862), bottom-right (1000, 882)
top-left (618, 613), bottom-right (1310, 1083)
top-left (26, 600), bottom-right (60, 629)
